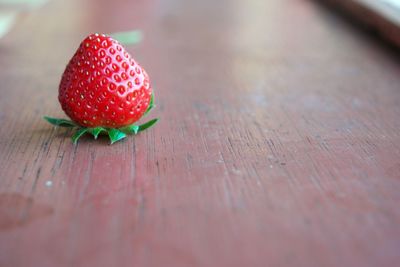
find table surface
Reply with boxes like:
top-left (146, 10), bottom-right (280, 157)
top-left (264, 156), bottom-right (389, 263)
top-left (0, 0), bottom-right (399, 266)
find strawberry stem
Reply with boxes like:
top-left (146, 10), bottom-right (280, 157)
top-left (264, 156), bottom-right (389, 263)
top-left (109, 30), bottom-right (142, 46)
top-left (88, 127), bottom-right (106, 139)
top-left (120, 124), bottom-right (139, 134)
top-left (108, 129), bottom-right (127, 144)
top-left (44, 116), bottom-right (77, 127)
top-left (72, 128), bottom-right (89, 144)
top-left (44, 93), bottom-right (158, 144)
top-left (44, 117), bottom-right (158, 144)
top-left (144, 94), bottom-right (154, 116)
top-left (138, 118), bottom-right (159, 132)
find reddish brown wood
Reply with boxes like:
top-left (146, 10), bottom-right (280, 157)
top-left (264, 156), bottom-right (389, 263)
top-left (0, 0), bottom-right (400, 267)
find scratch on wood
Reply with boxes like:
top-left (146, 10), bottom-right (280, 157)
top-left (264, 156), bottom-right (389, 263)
top-left (30, 167), bottom-right (42, 196)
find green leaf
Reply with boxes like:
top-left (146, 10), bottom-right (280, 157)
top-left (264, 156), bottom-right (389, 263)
top-left (107, 129), bottom-right (127, 144)
top-left (71, 128), bottom-right (88, 144)
top-left (88, 127), bottom-right (106, 139)
top-left (138, 118), bottom-right (159, 133)
top-left (110, 30), bottom-right (142, 45)
top-left (120, 124), bottom-right (139, 135)
top-left (144, 94), bottom-right (154, 116)
top-left (44, 116), bottom-right (77, 127)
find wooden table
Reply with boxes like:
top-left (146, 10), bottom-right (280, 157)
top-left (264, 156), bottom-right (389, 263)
top-left (0, 0), bottom-right (399, 266)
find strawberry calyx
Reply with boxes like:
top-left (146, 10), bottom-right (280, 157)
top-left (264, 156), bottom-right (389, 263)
top-left (44, 94), bottom-right (158, 145)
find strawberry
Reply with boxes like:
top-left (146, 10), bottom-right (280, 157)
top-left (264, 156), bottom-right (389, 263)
top-left (44, 33), bottom-right (158, 144)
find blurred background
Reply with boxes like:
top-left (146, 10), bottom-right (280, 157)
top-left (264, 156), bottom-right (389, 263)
top-left (0, 0), bottom-right (47, 38)
top-left (0, 0), bottom-right (399, 47)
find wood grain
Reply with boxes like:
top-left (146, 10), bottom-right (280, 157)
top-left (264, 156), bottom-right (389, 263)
top-left (0, 0), bottom-right (399, 266)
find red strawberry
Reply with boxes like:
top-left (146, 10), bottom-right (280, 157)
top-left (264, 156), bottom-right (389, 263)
top-left (45, 33), bottom-right (158, 144)
top-left (60, 33), bottom-right (151, 128)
